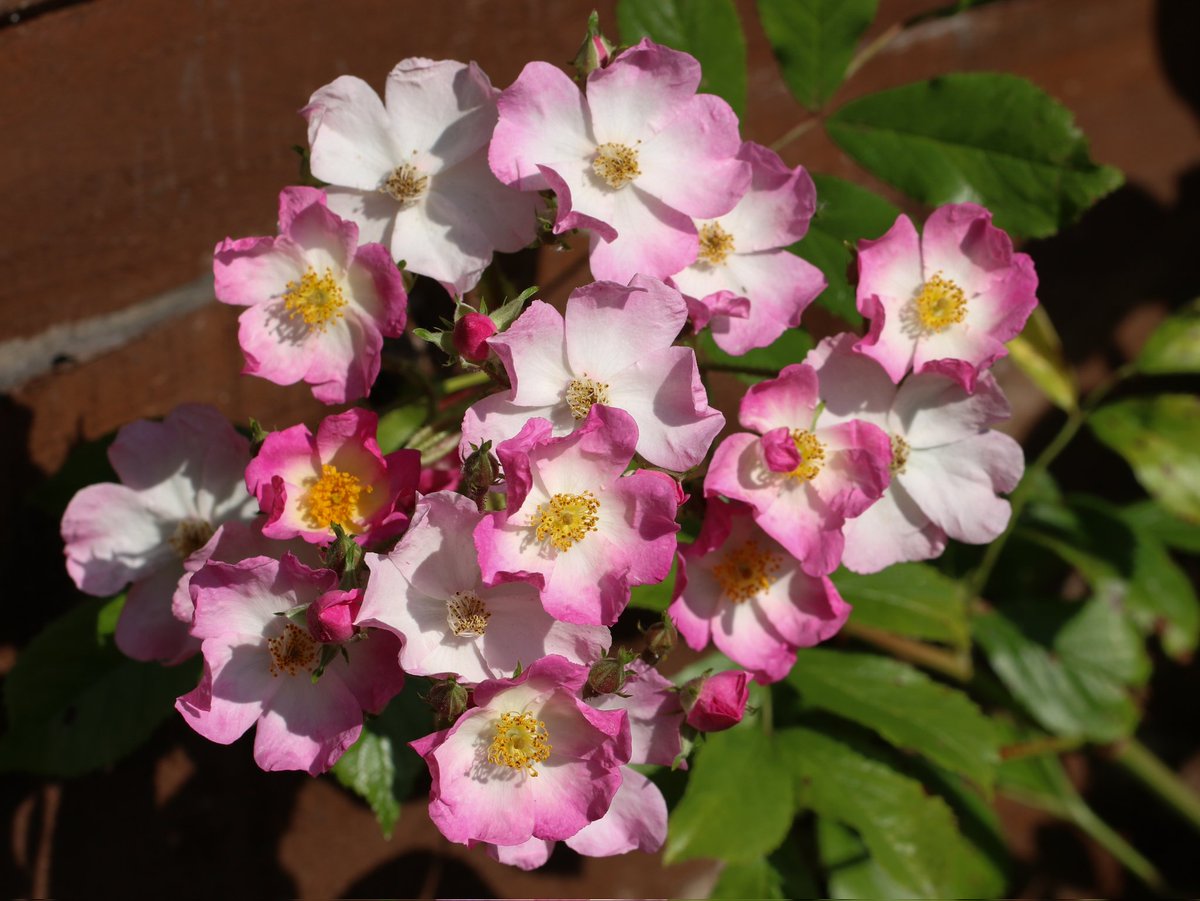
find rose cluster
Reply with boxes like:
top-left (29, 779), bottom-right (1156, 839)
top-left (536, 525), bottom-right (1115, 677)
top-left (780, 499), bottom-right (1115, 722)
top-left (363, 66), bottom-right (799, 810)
top-left (59, 36), bottom-right (1036, 867)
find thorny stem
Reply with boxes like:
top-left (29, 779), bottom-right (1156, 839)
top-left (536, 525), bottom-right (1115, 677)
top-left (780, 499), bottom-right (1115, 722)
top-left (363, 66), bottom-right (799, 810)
top-left (1107, 738), bottom-right (1200, 838)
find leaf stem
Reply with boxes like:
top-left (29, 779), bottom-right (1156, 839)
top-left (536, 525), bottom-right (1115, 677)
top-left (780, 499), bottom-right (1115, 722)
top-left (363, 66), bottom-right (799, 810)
top-left (441, 370), bottom-right (490, 394)
top-left (698, 361), bottom-right (783, 379)
top-left (841, 621), bottom-right (973, 682)
top-left (844, 21), bottom-right (903, 81)
top-left (1107, 737), bottom-right (1200, 837)
top-left (769, 118), bottom-right (819, 153)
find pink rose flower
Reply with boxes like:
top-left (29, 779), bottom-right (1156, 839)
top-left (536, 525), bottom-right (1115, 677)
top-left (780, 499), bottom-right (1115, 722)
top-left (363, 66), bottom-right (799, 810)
top-left (854, 203), bottom-right (1038, 392)
top-left (682, 669), bottom-right (750, 732)
top-left (671, 500), bottom-right (850, 682)
top-left (461, 276), bottom-right (723, 471)
top-left (474, 406), bottom-right (680, 625)
top-left (176, 554), bottom-right (405, 775)
top-left (302, 58), bottom-right (539, 294)
top-left (704, 365), bottom-right (892, 576)
top-left (809, 333), bottom-right (1025, 572)
top-left (359, 491), bottom-right (610, 683)
top-left (410, 655), bottom-right (631, 846)
top-left (213, 187), bottom-right (407, 404)
top-left (61, 405), bottom-right (257, 664)
top-left (670, 142), bottom-right (826, 355)
top-left (490, 38), bottom-right (750, 282)
top-left (244, 408), bottom-right (420, 546)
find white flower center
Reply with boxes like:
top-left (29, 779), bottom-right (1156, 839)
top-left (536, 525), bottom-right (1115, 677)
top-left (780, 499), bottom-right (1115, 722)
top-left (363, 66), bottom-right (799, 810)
top-left (381, 162), bottom-right (429, 205)
top-left (446, 590), bottom-right (490, 638)
top-left (592, 142), bottom-right (641, 189)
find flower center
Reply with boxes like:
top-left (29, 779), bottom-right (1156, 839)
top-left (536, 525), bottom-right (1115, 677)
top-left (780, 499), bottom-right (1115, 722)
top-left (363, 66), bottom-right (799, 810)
top-left (697, 222), bottom-right (735, 266)
top-left (300, 464), bottom-right (372, 531)
top-left (890, 434), bottom-right (911, 475)
top-left (592, 142), bottom-right (641, 189)
top-left (565, 376), bottom-right (610, 420)
top-left (381, 162), bottom-right (429, 204)
top-left (168, 518), bottom-right (214, 558)
top-left (533, 491), bottom-right (600, 552)
top-left (913, 273), bottom-right (967, 333)
top-left (268, 623), bottom-right (320, 677)
top-left (488, 711), bottom-right (552, 776)
top-left (446, 590), bottom-right (491, 638)
top-left (788, 429), bottom-right (826, 482)
top-left (712, 539), bottom-right (781, 604)
top-left (283, 267), bottom-right (347, 332)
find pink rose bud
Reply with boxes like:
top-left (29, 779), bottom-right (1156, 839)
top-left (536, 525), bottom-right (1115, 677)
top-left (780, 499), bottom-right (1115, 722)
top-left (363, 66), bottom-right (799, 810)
top-left (682, 670), bottom-right (750, 733)
top-left (452, 312), bottom-right (497, 362)
top-left (306, 588), bottom-right (362, 643)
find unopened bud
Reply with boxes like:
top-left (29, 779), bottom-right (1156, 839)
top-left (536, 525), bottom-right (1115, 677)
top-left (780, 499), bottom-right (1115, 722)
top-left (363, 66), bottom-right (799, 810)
top-left (460, 440), bottom-right (499, 510)
top-left (572, 11), bottom-right (614, 80)
top-left (306, 588), bottom-right (361, 643)
top-left (680, 670), bottom-right (750, 733)
top-left (586, 656), bottom-right (628, 697)
top-left (641, 613), bottom-right (678, 665)
top-left (452, 312), bottom-right (497, 363)
top-left (427, 678), bottom-right (470, 730)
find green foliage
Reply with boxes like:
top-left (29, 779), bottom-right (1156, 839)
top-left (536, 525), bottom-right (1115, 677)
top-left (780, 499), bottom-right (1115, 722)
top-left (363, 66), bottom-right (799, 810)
top-left (788, 650), bottom-right (1000, 789)
top-left (1123, 500), bottom-right (1200, 554)
top-left (666, 725), bottom-right (795, 864)
top-left (699, 327), bottom-right (814, 383)
top-left (756, 0), bottom-right (878, 110)
top-left (834, 562), bottom-right (969, 648)
top-left (617, 0), bottom-right (747, 115)
top-left (797, 174), bottom-right (900, 325)
top-left (1007, 306), bottom-right (1078, 412)
top-left (1137, 299), bottom-right (1200, 374)
top-left (973, 595), bottom-right (1149, 742)
top-left (330, 685), bottom-right (432, 837)
top-left (710, 859), bottom-right (788, 900)
top-left (0, 596), bottom-right (199, 777)
top-left (1090, 395), bottom-right (1200, 522)
top-left (628, 557), bottom-right (677, 613)
top-left (826, 74), bottom-right (1123, 238)
top-left (376, 401), bottom-right (430, 454)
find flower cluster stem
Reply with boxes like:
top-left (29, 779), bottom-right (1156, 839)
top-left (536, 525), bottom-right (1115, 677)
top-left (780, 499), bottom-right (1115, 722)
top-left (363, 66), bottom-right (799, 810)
top-left (1107, 738), bottom-right (1200, 837)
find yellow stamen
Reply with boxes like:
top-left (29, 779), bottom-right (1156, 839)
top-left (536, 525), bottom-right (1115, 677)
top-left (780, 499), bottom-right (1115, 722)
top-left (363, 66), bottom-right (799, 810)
top-left (712, 539), bottom-right (781, 604)
top-left (913, 273), bottom-right (967, 333)
top-left (890, 434), bottom-right (910, 475)
top-left (488, 711), bottom-right (552, 776)
top-left (446, 591), bottom-right (490, 638)
top-left (300, 464), bottom-right (372, 531)
top-left (788, 429), bottom-right (826, 482)
top-left (381, 162), bottom-right (429, 204)
top-left (565, 376), bottom-right (610, 420)
top-left (697, 222), bottom-right (735, 266)
top-left (268, 623), bottom-right (319, 677)
top-left (283, 267), bottom-right (347, 332)
top-left (168, 518), bottom-right (215, 558)
top-left (533, 491), bottom-right (600, 552)
top-left (592, 142), bottom-right (641, 189)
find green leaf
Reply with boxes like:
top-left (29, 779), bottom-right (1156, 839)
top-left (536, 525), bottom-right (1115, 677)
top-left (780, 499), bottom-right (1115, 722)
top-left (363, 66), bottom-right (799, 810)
top-left (376, 401), bottom-right (429, 454)
top-left (629, 558), bottom-right (677, 613)
top-left (796, 174), bottom-right (899, 325)
top-left (0, 597), bottom-right (199, 777)
top-left (1090, 394), bottom-right (1200, 522)
top-left (1007, 306), bottom-right (1077, 411)
top-left (330, 683), bottom-right (432, 837)
top-left (833, 562), bottom-right (968, 648)
top-left (756, 0), bottom-right (878, 110)
top-left (779, 726), bottom-right (991, 897)
top-left (787, 649), bottom-right (1000, 788)
top-left (826, 73), bottom-right (1123, 238)
top-left (699, 327), bottom-right (814, 384)
top-left (973, 595), bottom-right (1149, 742)
top-left (665, 726), bottom-right (794, 864)
top-left (710, 859), bottom-right (787, 900)
top-left (818, 816), bottom-right (918, 900)
top-left (1123, 500), bottom-right (1200, 554)
top-left (617, 0), bottom-right (747, 115)
top-left (1137, 298), bottom-right (1200, 374)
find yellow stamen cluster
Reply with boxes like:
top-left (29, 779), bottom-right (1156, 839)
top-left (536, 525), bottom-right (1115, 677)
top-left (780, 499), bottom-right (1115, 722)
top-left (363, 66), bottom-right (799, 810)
top-left (788, 429), bottom-right (827, 482)
top-left (300, 464), bottom-right (372, 531)
top-left (283, 267), bottom-right (348, 331)
top-left (446, 591), bottom-right (491, 638)
top-left (565, 376), bottom-right (611, 420)
top-left (712, 539), bottom-right (781, 604)
top-left (592, 142), bottom-right (641, 188)
top-left (381, 162), bottom-right (429, 204)
top-left (268, 623), bottom-right (319, 677)
top-left (168, 518), bottom-right (215, 558)
top-left (488, 711), bottom-right (552, 776)
top-left (913, 273), bottom-right (967, 333)
top-left (697, 222), bottom-right (735, 266)
top-left (890, 434), bottom-right (911, 475)
top-left (533, 491), bottom-right (600, 552)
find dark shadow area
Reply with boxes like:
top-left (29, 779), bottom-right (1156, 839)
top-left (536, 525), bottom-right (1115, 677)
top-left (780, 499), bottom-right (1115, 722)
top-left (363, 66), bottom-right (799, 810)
top-left (344, 849), bottom-right (496, 898)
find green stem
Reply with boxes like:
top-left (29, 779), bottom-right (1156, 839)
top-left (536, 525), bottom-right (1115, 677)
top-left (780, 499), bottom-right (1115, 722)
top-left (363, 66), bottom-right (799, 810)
top-left (1109, 738), bottom-right (1200, 837)
top-left (761, 682), bottom-right (774, 737)
top-left (842, 621), bottom-right (973, 682)
top-left (844, 21), bottom-right (903, 80)
top-left (1070, 800), bottom-right (1169, 894)
top-left (699, 361), bottom-right (782, 379)
top-left (442, 370), bottom-right (490, 394)
top-left (769, 118), bottom-right (818, 153)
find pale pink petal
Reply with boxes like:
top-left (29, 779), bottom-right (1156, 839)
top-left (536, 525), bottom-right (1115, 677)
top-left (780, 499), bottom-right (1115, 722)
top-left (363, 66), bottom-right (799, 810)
top-left (806, 333), bottom-right (896, 431)
top-left (597, 470), bottom-right (680, 587)
top-left (62, 483), bottom-right (173, 596)
top-left (586, 39), bottom-right (701, 141)
top-left (589, 660), bottom-right (683, 767)
top-left (386, 195), bottom-right (489, 295)
top-left (893, 370), bottom-right (1010, 447)
top-left (333, 630), bottom-right (405, 714)
top-left (431, 149), bottom-right (539, 257)
top-left (738, 364), bottom-right (820, 434)
top-left (718, 143), bottom-right (817, 252)
top-left (213, 236), bottom-right (304, 309)
top-left (840, 482), bottom-right (947, 573)
top-left (116, 564), bottom-right (197, 664)
top-left (707, 251), bottom-right (824, 356)
top-left (587, 187), bottom-right (699, 282)
top-left (854, 214), bottom-right (923, 382)
top-left (488, 300), bottom-right (572, 407)
top-left (460, 392), bottom-right (571, 462)
top-left (487, 838), bottom-right (554, 870)
top-left (563, 276), bottom-right (687, 379)
top-left (303, 75), bottom-right (399, 190)
top-left (383, 58), bottom-right (497, 172)
top-left (566, 768), bottom-right (667, 857)
top-left (253, 673), bottom-right (363, 775)
top-left (175, 640), bottom-right (273, 744)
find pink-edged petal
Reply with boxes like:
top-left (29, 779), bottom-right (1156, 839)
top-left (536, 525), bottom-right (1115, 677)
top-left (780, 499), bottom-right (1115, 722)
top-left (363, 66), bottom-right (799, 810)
top-left (679, 287), bottom-right (751, 332)
top-left (597, 470), bottom-right (680, 587)
top-left (487, 300), bottom-right (572, 407)
top-left (539, 528), bottom-right (630, 626)
top-left (587, 187), bottom-right (699, 282)
top-left (540, 159), bottom-right (619, 241)
top-left (459, 392), bottom-right (571, 463)
top-left (893, 370), bottom-right (1011, 447)
top-left (281, 199), bottom-right (358, 274)
top-left (383, 58), bottom-right (497, 172)
top-left (323, 188), bottom-right (397, 249)
top-left (707, 252), bottom-right (825, 356)
top-left (710, 591), bottom-right (797, 684)
top-left (901, 431), bottom-right (1023, 544)
top-left (761, 426), bottom-right (802, 473)
top-left (176, 640), bottom-right (274, 744)
top-left (487, 838), bottom-right (554, 870)
top-left (635, 94), bottom-right (750, 219)
top-left (854, 214), bottom-right (923, 382)
top-left (565, 768), bottom-right (667, 857)
top-left (530, 404), bottom-right (640, 499)
top-left (277, 185), bottom-right (327, 232)
top-left (806, 333), bottom-right (896, 430)
top-left (739, 363), bottom-right (820, 434)
top-left (303, 75), bottom-right (399, 190)
top-left (840, 482), bottom-right (947, 573)
top-left (349, 241), bottom-right (408, 335)
top-left (586, 39), bottom-right (701, 141)
top-left (62, 483), bottom-right (172, 596)
top-left (719, 142), bottom-right (817, 251)
top-left (913, 321), bottom-right (1008, 394)
top-left (564, 276), bottom-right (687, 379)
top-left (492, 416), bottom-right (555, 516)
top-left (116, 564), bottom-right (198, 664)
top-left (213, 236), bottom-right (304, 309)
top-left (334, 630), bottom-right (404, 714)
top-left (813, 419), bottom-right (892, 518)
top-left (490, 61), bottom-right (596, 192)
top-left (589, 660), bottom-right (683, 767)
top-left (253, 672), bottom-right (363, 775)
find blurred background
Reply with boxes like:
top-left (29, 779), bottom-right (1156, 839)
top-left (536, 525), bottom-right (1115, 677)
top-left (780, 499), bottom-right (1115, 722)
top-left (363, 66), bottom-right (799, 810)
top-left (1, 0), bottom-right (1198, 896)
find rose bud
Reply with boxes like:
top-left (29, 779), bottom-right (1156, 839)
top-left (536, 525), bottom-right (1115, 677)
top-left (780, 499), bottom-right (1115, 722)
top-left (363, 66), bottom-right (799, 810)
top-left (306, 588), bottom-right (362, 644)
top-left (452, 312), bottom-right (497, 363)
top-left (681, 670), bottom-right (750, 733)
